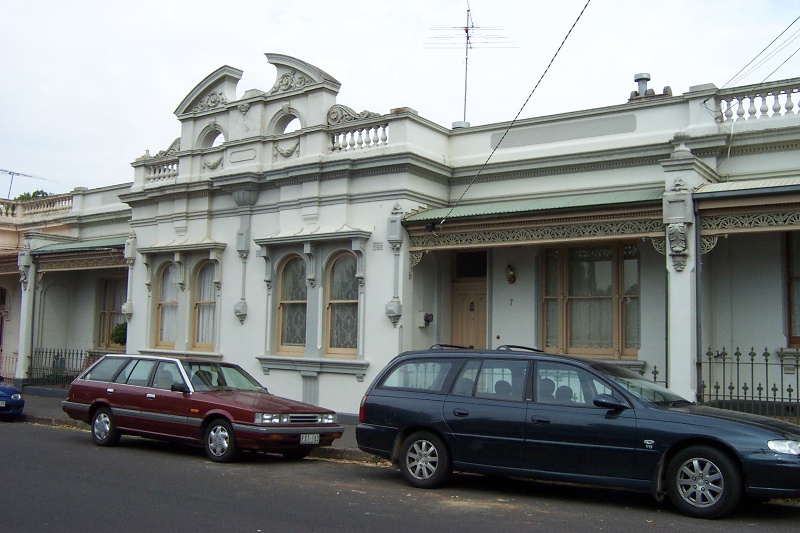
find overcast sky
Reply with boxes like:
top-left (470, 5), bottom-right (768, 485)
top-left (1, 0), bottom-right (798, 198)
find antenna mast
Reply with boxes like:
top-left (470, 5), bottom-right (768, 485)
top-left (426, 2), bottom-right (514, 126)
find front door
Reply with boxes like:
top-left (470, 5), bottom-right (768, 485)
top-left (451, 282), bottom-right (486, 349)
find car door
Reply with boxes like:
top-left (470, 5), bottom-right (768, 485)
top-left (141, 361), bottom-right (192, 438)
top-left (525, 361), bottom-right (639, 480)
top-left (443, 359), bottom-right (529, 470)
top-left (108, 358), bottom-right (158, 431)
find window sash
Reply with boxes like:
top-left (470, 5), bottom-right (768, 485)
top-left (543, 244), bottom-right (639, 358)
top-left (156, 265), bottom-right (178, 347)
top-left (326, 254), bottom-right (358, 356)
top-left (278, 257), bottom-right (307, 353)
top-left (193, 263), bottom-right (216, 349)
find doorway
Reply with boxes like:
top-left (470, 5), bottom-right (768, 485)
top-left (450, 251), bottom-right (487, 349)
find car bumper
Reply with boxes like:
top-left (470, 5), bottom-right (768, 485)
top-left (0, 399), bottom-right (24, 416)
top-left (233, 423), bottom-right (345, 450)
top-left (744, 450), bottom-right (800, 498)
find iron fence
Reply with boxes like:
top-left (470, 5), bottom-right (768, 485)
top-left (26, 348), bottom-right (96, 387)
top-left (697, 347), bottom-right (800, 424)
top-left (0, 350), bottom-right (18, 381)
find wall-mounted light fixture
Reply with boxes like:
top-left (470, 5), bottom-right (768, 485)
top-left (505, 264), bottom-right (516, 284)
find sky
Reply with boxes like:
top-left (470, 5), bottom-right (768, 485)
top-left (1, 0), bottom-right (798, 198)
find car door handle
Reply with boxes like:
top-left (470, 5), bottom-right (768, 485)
top-left (145, 393), bottom-right (156, 399)
top-left (106, 388), bottom-right (115, 393)
top-left (452, 408), bottom-right (469, 417)
top-left (531, 416), bottom-right (550, 424)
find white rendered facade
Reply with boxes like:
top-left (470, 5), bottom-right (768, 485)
top-left (3, 55), bottom-right (800, 416)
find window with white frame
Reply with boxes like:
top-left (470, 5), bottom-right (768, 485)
top-left (193, 262), bottom-right (216, 350)
top-left (156, 264), bottom-right (178, 348)
top-left (326, 252), bottom-right (358, 357)
top-left (543, 243), bottom-right (639, 358)
top-left (277, 256), bottom-right (307, 353)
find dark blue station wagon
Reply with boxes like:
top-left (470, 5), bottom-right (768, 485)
top-left (356, 347), bottom-right (800, 519)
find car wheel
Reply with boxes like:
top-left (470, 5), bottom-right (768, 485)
top-left (204, 419), bottom-right (238, 462)
top-left (91, 407), bottom-right (120, 446)
top-left (282, 449), bottom-right (312, 461)
top-left (399, 431), bottom-right (451, 488)
top-left (666, 445), bottom-right (742, 519)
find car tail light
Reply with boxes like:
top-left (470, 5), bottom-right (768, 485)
top-left (358, 394), bottom-right (367, 423)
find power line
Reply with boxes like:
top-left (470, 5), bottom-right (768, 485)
top-left (722, 15), bottom-right (800, 88)
top-left (0, 168), bottom-right (58, 199)
top-left (435, 0), bottom-right (593, 234)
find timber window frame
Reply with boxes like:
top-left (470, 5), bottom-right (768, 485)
top-left (192, 261), bottom-right (217, 351)
top-left (276, 255), bottom-right (307, 354)
top-left (155, 263), bottom-right (179, 349)
top-left (97, 278), bottom-right (127, 350)
top-left (325, 251), bottom-right (359, 358)
top-left (542, 243), bottom-right (640, 359)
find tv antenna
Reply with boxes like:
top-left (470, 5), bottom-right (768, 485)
top-left (427, 2), bottom-right (515, 125)
top-left (0, 168), bottom-right (58, 199)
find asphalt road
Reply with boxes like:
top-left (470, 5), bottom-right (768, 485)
top-left (3, 422), bottom-right (800, 532)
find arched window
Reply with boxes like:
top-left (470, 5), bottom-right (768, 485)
top-left (326, 253), bottom-right (358, 356)
top-left (277, 256), bottom-right (307, 353)
top-left (193, 262), bottom-right (216, 350)
top-left (156, 264), bottom-right (178, 348)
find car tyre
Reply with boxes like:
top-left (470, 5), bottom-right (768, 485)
top-left (282, 449), bottom-right (312, 461)
top-left (91, 407), bottom-right (121, 446)
top-left (666, 445), bottom-right (742, 519)
top-left (399, 431), bottom-right (451, 489)
top-left (204, 418), bottom-right (238, 463)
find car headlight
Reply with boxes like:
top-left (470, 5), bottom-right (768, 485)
top-left (255, 413), bottom-right (290, 424)
top-left (321, 413), bottom-right (337, 424)
top-left (11, 393), bottom-right (21, 400)
top-left (768, 440), bottom-right (800, 455)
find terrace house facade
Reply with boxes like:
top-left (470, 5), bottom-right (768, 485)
top-left (2, 54), bottom-right (800, 417)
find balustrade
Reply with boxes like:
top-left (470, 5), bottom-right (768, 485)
top-left (145, 160), bottom-right (179, 184)
top-left (331, 123), bottom-right (389, 152)
top-left (716, 79), bottom-right (800, 122)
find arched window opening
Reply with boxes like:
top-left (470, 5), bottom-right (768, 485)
top-left (283, 117), bottom-right (301, 134)
top-left (278, 256), bottom-right (307, 353)
top-left (193, 262), bottom-right (216, 349)
top-left (326, 253), bottom-right (358, 356)
top-left (157, 264), bottom-right (178, 348)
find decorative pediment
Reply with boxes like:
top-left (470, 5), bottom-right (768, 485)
top-left (265, 54), bottom-right (341, 95)
top-left (328, 104), bottom-right (381, 125)
top-left (174, 65), bottom-right (243, 116)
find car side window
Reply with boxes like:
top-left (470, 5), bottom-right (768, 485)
top-left (84, 358), bottom-right (129, 382)
top-left (114, 359), bottom-right (157, 387)
top-left (153, 362), bottom-right (182, 390)
top-left (380, 359), bottom-right (454, 392)
top-left (475, 360), bottom-right (528, 401)
top-left (536, 362), bottom-right (608, 407)
top-left (451, 359), bottom-right (528, 401)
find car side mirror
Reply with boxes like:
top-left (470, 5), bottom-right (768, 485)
top-left (593, 393), bottom-right (629, 411)
top-left (171, 382), bottom-right (190, 393)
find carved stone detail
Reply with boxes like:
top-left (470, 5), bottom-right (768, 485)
top-left (667, 222), bottom-right (689, 272)
top-left (271, 70), bottom-right (313, 94)
top-left (193, 91), bottom-right (227, 113)
top-left (204, 157), bottom-right (223, 170)
top-left (274, 140), bottom-right (300, 161)
top-left (328, 104), bottom-right (381, 125)
top-left (238, 103), bottom-right (251, 114)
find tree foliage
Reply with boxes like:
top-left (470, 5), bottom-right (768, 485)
top-left (14, 189), bottom-right (53, 201)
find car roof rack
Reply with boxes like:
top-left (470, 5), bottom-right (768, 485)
top-left (496, 344), bottom-right (544, 353)
top-left (430, 343), bottom-right (471, 350)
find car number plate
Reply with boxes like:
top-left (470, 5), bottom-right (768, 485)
top-left (300, 433), bottom-right (319, 445)
top-left (0, 400), bottom-right (5, 407)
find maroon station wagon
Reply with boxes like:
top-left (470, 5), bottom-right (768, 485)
top-left (62, 354), bottom-right (344, 462)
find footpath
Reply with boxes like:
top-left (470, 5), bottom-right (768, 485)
top-left (16, 387), bottom-right (375, 463)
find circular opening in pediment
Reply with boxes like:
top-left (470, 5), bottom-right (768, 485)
top-left (283, 117), bottom-right (301, 134)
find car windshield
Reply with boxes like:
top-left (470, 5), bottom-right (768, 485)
top-left (182, 362), bottom-right (267, 393)
top-left (593, 363), bottom-right (689, 404)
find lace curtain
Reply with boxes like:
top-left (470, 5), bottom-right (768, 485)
top-left (195, 263), bottom-right (215, 346)
top-left (159, 265), bottom-right (178, 344)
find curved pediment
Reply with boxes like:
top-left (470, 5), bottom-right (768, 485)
top-left (265, 53), bottom-right (341, 94)
top-left (174, 65), bottom-right (243, 116)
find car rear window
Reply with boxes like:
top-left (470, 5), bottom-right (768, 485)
top-left (380, 359), bottom-right (453, 392)
top-left (84, 357), bottom-right (129, 382)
